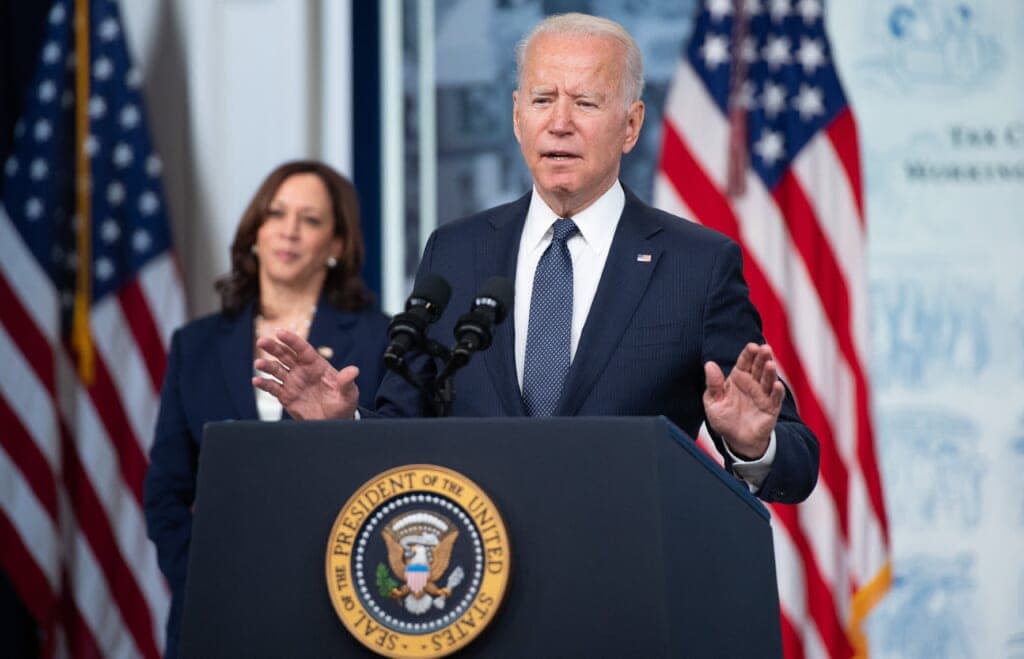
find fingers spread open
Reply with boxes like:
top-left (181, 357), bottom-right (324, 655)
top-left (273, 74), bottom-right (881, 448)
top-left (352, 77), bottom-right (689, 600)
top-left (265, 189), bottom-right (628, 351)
top-left (256, 336), bottom-right (299, 368)
top-left (252, 375), bottom-right (291, 403)
top-left (734, 342), bottom-right (759, 373)
top-left (275, 330), bottom-right (321, 365)
top-left (254, 358), bottom-right (289, 383)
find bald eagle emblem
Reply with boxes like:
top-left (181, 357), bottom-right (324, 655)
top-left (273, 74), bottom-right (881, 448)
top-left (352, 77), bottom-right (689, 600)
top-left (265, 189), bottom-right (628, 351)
top-left (381, 510), bottom-right (464, 615)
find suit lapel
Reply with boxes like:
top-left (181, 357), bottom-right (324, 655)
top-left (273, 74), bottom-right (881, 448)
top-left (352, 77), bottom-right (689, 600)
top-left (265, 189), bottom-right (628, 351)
top-left (307, 300), bottom-right (357, 371)
top-left (557, 190), bottom-right (664, 416)
top-left (218, 303), bottom-right (259, 420)
top-left (477, 193), bottom-right (531, 417)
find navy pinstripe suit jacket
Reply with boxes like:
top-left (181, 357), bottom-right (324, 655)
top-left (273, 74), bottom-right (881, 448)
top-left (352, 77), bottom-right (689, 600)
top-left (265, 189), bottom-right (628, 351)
top-left (374, 186), bottom-right (819, 505)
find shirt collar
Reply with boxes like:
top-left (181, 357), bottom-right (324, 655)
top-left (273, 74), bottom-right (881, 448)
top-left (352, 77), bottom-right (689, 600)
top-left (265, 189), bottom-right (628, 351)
top-left (522, 180), bottom-right (625, 256)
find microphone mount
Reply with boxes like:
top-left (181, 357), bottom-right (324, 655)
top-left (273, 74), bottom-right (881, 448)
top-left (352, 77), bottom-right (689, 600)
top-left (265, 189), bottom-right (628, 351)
top-left (383, 275), bottom-right (513, 418)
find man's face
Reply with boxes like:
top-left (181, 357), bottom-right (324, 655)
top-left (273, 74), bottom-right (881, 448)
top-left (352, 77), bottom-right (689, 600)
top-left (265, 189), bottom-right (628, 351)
top-left (513, 32), bottom-right (644, 218)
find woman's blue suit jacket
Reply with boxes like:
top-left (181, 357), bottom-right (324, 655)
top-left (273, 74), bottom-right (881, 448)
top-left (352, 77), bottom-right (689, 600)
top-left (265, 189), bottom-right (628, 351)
top-left (143, 299), bottom-right (389, 657)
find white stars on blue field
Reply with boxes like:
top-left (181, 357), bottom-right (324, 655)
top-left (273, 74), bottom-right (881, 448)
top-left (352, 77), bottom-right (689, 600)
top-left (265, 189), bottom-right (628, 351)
top-left (686, 0), bottom-right (847, 188)
top-left (0, 0), bottom-right (173, 322)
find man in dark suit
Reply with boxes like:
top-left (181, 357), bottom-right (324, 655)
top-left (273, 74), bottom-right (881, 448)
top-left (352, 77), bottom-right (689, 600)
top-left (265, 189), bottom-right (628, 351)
top-left (255, 13), bottom-right (819, 504)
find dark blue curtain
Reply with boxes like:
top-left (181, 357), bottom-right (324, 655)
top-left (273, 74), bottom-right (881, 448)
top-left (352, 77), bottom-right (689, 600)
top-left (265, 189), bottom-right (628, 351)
top-left (352, 2), bottom-right (382, 303)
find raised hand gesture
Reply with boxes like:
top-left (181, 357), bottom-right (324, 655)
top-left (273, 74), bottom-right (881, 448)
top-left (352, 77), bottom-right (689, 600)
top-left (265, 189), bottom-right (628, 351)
top-left (703, 342), bottom-right (785, 460)
top-left (253, 330), bottom-right (361, 420)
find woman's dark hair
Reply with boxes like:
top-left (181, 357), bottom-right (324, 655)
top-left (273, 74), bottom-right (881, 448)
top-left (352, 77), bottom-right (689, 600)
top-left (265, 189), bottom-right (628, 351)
top-left (215, 160), bottom-right (373, 314)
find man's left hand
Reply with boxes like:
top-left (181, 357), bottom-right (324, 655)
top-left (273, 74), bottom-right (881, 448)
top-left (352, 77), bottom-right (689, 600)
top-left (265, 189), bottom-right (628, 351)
top-left (703, 342), bottom-right (785, 460)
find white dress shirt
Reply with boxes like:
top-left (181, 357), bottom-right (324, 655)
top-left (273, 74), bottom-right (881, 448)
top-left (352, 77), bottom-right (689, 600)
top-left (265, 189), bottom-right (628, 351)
top-left (514, 182), bottom-right (624, 388)
top-left (512, 181), bottom-right (775, 491)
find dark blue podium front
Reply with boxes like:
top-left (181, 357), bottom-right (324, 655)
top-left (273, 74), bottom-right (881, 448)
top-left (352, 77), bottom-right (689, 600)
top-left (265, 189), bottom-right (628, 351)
top-left (180, 416), bottom-right (782, 658)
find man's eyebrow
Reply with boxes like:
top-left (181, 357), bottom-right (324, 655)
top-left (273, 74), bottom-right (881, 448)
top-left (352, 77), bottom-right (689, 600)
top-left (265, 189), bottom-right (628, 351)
top-left (526, 87), bottom-right (606, 100)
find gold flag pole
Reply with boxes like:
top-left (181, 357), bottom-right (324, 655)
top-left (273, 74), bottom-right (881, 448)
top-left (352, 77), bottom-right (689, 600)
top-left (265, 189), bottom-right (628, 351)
top-left (71, 0), bottom-right (94, 383)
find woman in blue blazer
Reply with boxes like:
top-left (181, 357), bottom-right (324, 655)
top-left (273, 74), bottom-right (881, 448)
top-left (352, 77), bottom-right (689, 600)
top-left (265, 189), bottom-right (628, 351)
top-left (143, 160), bottom-right (389, 658)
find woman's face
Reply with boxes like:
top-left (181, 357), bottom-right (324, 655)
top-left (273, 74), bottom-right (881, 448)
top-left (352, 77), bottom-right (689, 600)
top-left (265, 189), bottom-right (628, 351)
top-left (254, 173), bottom-right (343, 292)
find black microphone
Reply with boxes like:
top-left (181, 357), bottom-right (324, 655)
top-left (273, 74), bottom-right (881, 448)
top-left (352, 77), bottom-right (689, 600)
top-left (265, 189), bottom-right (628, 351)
top-left (449, 277), bottom-right (514, 368)
top-left (382, 274), bottom-right (451, 369)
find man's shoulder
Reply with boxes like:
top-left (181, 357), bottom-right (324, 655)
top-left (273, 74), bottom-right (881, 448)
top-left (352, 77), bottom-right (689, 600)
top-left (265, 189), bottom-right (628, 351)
top-left (432, 193), bottom-right (531, 240)
top-left (624, 191), bottom-right (735, 250)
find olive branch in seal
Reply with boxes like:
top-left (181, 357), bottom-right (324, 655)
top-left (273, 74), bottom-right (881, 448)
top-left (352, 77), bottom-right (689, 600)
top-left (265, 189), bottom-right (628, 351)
top-left (376, 563), bottom-right (399, 598)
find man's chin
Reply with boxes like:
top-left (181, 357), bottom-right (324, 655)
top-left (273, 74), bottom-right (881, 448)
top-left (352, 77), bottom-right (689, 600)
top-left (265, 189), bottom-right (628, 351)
top-left (535, 174), bottom-right (580, 198)
top-left (536, 184), bottom-right (577, 201)
top-left (534, 184), bottom-right (590, 217)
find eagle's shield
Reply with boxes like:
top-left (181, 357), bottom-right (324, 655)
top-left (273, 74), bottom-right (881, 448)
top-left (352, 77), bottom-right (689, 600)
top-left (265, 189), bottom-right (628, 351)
top-left (406, 564), bottom-right (429, 594)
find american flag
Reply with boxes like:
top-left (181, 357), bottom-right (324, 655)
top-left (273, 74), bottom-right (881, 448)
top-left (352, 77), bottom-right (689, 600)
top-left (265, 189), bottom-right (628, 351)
top-left (655, 1), bottom-right (890, 657)
top-left (0, 0), bottom-right (182, 656)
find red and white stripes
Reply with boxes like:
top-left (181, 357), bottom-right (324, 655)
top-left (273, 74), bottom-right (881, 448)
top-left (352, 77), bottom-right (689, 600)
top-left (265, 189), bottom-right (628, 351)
top-left (655, 59), bottom-right (890, 659)
top-left (0, 203), bottom-right (180, 658)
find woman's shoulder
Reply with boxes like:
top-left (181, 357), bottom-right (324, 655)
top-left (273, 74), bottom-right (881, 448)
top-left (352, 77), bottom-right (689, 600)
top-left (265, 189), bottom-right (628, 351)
top-left (351, 307), bottom-right (391, 340)
top-left (320, 302), bottom-right (390, 327)
top-left (314, 305), bottom-right (390, 353)
top-left (353, 306), bottom-right (391, 326)
top-left (173, 309), bottom-right (248, 345)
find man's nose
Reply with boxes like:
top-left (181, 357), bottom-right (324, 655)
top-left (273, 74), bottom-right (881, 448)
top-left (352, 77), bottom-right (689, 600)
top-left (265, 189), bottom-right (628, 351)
top-left (548, 99), bottom-right (574, 134)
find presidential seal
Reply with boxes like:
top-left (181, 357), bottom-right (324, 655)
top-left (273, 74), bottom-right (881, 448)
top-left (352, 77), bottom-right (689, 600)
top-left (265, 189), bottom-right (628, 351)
top-left (325, 465), bottom-right (511, 658)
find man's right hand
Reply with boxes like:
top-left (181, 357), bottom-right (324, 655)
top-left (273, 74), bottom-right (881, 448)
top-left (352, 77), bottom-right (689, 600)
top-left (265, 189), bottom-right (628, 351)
top-left (252, 330), bottom-right (361, 420)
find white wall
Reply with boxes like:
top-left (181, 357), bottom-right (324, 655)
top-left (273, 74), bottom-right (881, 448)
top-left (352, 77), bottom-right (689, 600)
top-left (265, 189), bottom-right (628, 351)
top-left (120, 0), bottom-right (352, 317)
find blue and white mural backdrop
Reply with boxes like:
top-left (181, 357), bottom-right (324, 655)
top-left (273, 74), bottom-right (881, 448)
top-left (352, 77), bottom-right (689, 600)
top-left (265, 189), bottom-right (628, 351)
top-left (427, 1), bottom-right (1024, 656)
top-left (829, 1), bottom-right (1024, 656)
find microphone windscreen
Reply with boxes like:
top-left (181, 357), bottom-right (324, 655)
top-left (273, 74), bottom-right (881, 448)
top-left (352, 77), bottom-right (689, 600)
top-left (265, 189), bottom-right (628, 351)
top-left (478, 276), bottom-right (514, 323)
top-left (410, 273), bottom-right (452, 318)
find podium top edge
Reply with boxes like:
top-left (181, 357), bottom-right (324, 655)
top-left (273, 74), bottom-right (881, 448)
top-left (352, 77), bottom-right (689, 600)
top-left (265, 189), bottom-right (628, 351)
top-left (202, 416), bottom-right (772, 522)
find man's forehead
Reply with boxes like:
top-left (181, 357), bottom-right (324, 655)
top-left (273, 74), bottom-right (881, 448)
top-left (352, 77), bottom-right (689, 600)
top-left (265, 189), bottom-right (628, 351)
top-left (521, 37), bottom-right (623, 76)
top-left (527, 30), bottom-right (619, 49)
top-left (526, 32), bottom-right (625, 64)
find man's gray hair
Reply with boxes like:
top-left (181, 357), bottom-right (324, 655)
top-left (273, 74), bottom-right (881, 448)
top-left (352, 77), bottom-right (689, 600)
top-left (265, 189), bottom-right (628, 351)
top-left (514, 13), bottom-right (645, 105)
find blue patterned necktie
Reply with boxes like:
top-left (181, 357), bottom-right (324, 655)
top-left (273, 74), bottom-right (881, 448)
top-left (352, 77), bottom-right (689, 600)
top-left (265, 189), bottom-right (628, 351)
top-left (522, 218), bottom-right (578, 416)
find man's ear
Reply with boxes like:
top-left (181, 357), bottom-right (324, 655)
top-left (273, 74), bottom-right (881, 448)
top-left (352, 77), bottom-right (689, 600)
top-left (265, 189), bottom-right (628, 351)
top-left (512, 90), bottom-right (522, 144)
top-left (621, 100), bottom-right (645, 154)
